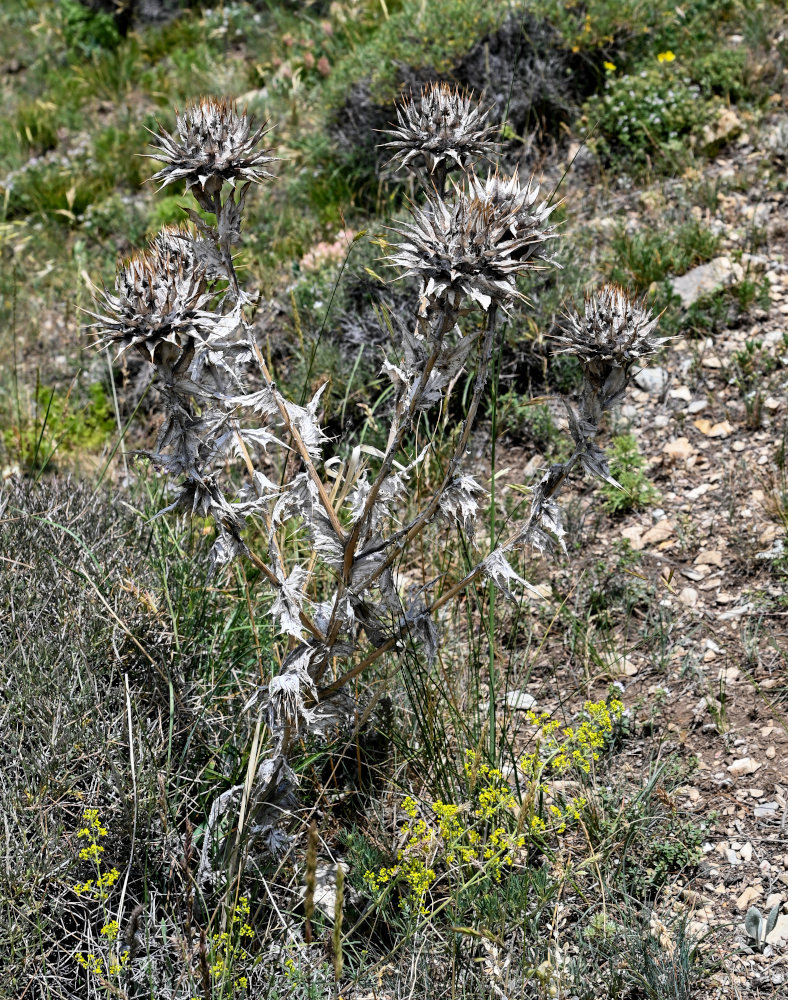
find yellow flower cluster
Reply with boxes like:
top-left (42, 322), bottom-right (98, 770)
top-left (365, 757), bottom-right (534, 911)
top-left (73, 866), bottom-right (120, 898)
top-left (71, 809), bottom-right (133, 982)
top-left (524, 699), bottom-right (623, 775)
top-left (75, 949), bottom-right (129, 977)
top-left (72, 809), bottom-right (120, 901)
top-left (364, 702), bottom-right (624, 915)
top-left (207, 895), bottom-right (255, 989)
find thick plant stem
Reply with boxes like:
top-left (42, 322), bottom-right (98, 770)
top-left (349, 304), bottom-right (499, 596)
top-left (486, 312), bottom-right (504, 765)
top-left (252, 342), bottom-right (346, 543)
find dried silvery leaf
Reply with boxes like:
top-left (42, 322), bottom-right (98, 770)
top-left (482, 548), bottom-right (531, 601)
top-left (270, 565), bottom-right (309, 639)
top-left (439, 474), bottom-right (486, 539)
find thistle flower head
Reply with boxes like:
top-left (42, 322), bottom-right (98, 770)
top-left (468, 169), bottom-right (560, 265)
top-left (150, 98), bottom-right (275, 205)
top-left (382, 82), bottom-right (498, 176)
top-left (387, 187), bottom-right (543, 311)
top-left (556, 284), bottom-right (661, 368)
top-left (91, 230), bottom-right (211, 365)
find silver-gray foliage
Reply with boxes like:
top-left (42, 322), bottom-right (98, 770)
top-left (91, 91), bottom-right (663, 867)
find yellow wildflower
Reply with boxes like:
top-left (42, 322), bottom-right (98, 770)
top-left (603, 61), bottom-right (616, 72)
top-left (657, 51), bottom-right (676, 62)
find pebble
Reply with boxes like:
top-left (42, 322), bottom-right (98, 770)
top-left (679, 587), bottom-right (699, 608)
top-left (740, 842), bottom-right (753, 862)
top-left (505, 690), bottom-right (537, 712)
top-left (634, 366), bottom-right (669, 394)
top-left (737, 885), bottom-right (762, 911)
top-left (727, 757), bottom-right (762, 777)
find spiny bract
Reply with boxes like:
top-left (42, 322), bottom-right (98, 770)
top-left (556, 284), bottom-right (662, 368)
top-left (90, 231), bottom-right (211, 365)
top-left (387, 186), bottom-right (551, 312)
top-left (381, 82), bottom-right (498, 176)
top-left (468, 168), bottom-right (561, 265)
top-left (150, 97), bottom-right (275, 205)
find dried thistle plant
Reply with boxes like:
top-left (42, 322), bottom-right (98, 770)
top-left (381, 82), bottom-right (498, 192)
top-left (91, 92), bottom-right (663, 877)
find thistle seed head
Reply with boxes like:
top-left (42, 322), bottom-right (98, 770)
top-left (382, 82), bottom-right (498, 176)
top-left (91, 230), bottom-right (211, 366)
top-left (150, 98), bottom-right (275, 206)
top-left (388, 188), bottom-right (543, 311)
top-left (468, 169), bottom-right (560, 265)
top-left (556, 284), bottom-right (662, 369)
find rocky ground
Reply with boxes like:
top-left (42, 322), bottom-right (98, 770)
top-left (481, 109), bottom-right (788, 995)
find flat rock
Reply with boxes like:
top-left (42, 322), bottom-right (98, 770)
top-left (634, 366), bottom-right (669, 394)
top-left (767, 914), bottom-right (788, 946)
top-left (663, 437), bottom-right (697, 461)
top-left (727, 757), bottom-right (762, 778)
top-left (737, 885), bottom-right (762, 911)
top-left (504, 690), bottom-right (537, 712)
top-left (670, 257), bottom-right (735, 308)
top-left (641, 520), bottom-right (675, 545)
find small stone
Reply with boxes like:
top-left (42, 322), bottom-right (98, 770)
top-left (727, 757), bottom-right (762, 778)
top-left (694, 418), bottom-right (733, 437)
top-left (767, 914), bottom-right (788, 945)
top-left (670, 386), bottom-right (692, 402)
top-left (764, 396), bottom-right (781, 411)
top-left (663, 437), bottom-right (697, 461)
top-left (505, 690), bottom-right (537, 712)
top-left (688, 400), bottom-right (708, 414)
top-left (641, 520), bottom-right (675, 545)
top-left (702, 107), bottom-right (743, 151)
top-left (679, 587), bottom-right (699, 608)
top-left (725, 849), bottom-right (740, 865)
top-left (687, 483), bottom-right (712, 500)
top-left (634, 366), bottom-right (669, 394)
top-left (766, 746), bottom-right (776, 760)
top-left (754, 802), bottom-right (779, 818)
top-left (740, 842), bottom-right (753, 863)
top-left (695, 550), bottom-right (724, 567)
top-left (621, 524), bottom-right (644, 550)
top-left (736, 885), bottom-right (762, 911)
